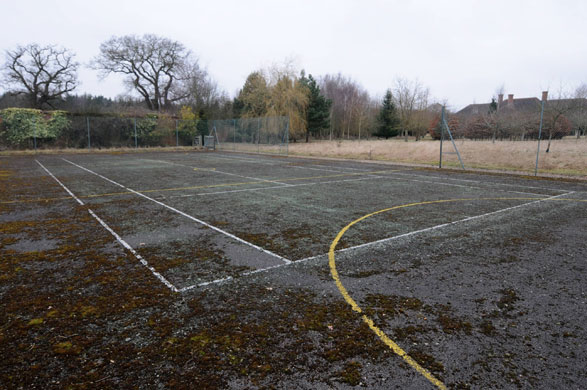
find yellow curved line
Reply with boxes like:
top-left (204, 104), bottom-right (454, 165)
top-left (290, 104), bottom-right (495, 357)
top-left (328, 196), bottom-right (585, 390)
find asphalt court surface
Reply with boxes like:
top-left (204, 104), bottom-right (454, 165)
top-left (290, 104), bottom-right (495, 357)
top-left (1, 150), bottom-right (586, 389)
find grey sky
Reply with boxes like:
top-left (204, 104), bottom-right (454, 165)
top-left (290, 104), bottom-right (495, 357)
top-left (2, 0), bottom-right (585, 109)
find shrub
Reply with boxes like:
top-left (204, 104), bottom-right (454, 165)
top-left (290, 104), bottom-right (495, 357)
top-left (0, 108), bottom-right (70, 147)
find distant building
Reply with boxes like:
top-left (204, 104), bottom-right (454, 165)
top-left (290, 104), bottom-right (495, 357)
top-left (455, 92), bottom-right (587, 138)
top-left (457, 92), bottom-right (587, 118)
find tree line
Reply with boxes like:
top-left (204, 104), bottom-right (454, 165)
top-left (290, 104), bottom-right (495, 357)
top-left (2, 34), bottom-right (585, 146)
top-left (0, 34), bottom-right (436, 143)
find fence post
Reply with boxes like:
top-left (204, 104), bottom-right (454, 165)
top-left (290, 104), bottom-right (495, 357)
top-left (87, 116), bottom-right (91, 149)
top-left (134, 118), bottom-right (138, 148)
top-left (439, 106), bottom-right (445, 168)
top-left (257, 117), bottom-right (261, 154)
top-left (33, 117), bottom-right (37, 151)
top-left (233, 119), bottom-right (236, 151)
top-left (176, 119), bottom-right (179, 147)
top-left (534, 98), bottom-right (546, 176)
top-left (286, 117), bottom-right (289, 156)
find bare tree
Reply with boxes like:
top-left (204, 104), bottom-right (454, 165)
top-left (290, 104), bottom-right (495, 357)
top-left (183, 64), bottom-right (227, 117)
top-left (3, 44), bottom-right (79, 109)
top-left (92, 34), bottom-right (194, 111)
top-left (570, 83), bottom-right (587, 138)
top-left (393, 78), bottom-right (429, 141)
top-left (319, 73), bottom-right (372, 139)
top-left (544, 88), bottom-right (575, 152)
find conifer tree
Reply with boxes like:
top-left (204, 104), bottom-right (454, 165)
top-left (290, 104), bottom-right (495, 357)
top-left (303, 74), bottom-right (331, 142)
top-left (375, 89), bottom-right (400, 138)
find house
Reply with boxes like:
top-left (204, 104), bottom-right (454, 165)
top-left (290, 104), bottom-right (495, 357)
top-left (456, 92), bottom-right (587, 138)
top-left (458, 92), bottom-right (587, 118)
top-left (457, 93), bottom-right (542, 117)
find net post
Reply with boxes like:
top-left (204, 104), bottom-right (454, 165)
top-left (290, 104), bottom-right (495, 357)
top-left (87, 116), bottom-right (91, 149)
top-left (442, 116), bottom-right (465, 170)
top-left (285, 116), bottom-right (289, 156)
top-left (257, 117), bottom-right (260, 154)
top-left (176, 119), bottom-right (179, 147)
top-left (439, 107), bottom-right (444, 168)
top-left (33, 116), bottom-right (37, 151)
top-left (134, 117), bottom-right (138, 148)
top-left (534, 98), bottom-right (545, 176)
top-left (233, 119), bottom-right (236, 151)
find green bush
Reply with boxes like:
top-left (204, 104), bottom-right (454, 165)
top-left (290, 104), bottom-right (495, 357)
top-left (0, 108), bottom-right (70, 147)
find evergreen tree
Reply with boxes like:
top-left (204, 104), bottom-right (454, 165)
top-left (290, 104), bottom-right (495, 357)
top-left (196, 109), bottom-right (208, 136)
top-left (232, 96), bottom-right (244, 118)
top-left (375, 89), bottom-right (400, 138)
top-left (489, 98), bottom-right (497, 114)
top-left (301, 73), bottom-right (331, 142)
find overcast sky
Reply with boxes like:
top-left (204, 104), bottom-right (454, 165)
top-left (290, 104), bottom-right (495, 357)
top-left (1, 0), bottom-right (585, 109)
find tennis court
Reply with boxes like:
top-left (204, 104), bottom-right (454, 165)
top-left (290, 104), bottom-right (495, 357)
top-left (1, 150), bottom-right (586, 389)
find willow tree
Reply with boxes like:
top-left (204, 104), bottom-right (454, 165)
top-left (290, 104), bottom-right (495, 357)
top-left (267, 74), bottom-right (309, 142)
top-left (238, 71), bottom-right (269, 117)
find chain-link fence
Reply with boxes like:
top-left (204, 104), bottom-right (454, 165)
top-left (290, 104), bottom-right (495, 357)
top-left (427, 101), bottom-right (587, 176)
top-left (208, 116), bottom-right (289, 155)
top-left (0, 110), bottom-right (289, 156)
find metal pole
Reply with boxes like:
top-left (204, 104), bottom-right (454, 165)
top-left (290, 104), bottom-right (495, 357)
top-left (233, 119), bottom-right (236, 151)
top-left (176, 119), bottom-right (179, 147)
top-left (33, 117), bottom-right (37, 151)
top-left (87, 117), bottom-right (91, 149)
top-left (534, 99), bottom-right (545, 176)
top-left (286, 117), bottom-right (289, 156)
top-left (439, 107), bottom-right (445, 168)
top-left (257, 117), bottom-right (261, 154)
top-left (443, 117), bottom-right (465, 170)
top-left (134, 118), bottom-right (138, 148)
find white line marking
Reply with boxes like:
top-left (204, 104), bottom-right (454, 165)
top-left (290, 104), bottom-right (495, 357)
top-left (288, 163), bottom-right (553, 196)
top-left (179, 264), bottom-right (286, 291)
top-left (183, 192), bottom-right (575, 289)
top-left (297, 192), bottom-right (575, 263)
top-left (61, 158), bottom-right (291, 265)
top-left (382, 175), bottom-right (549, 196)
top-left (169, 176), bottom-right (385, 198)
top-left (207, 153), bottom-right (278, 165)
top-left (388, 171), bottom-right (571, 193)
top-left (310, 164), bottom-right (373, 172)
top-left (35, 160), bottom-right (179, 293)
top-left (140, 158), bottom-right (292, 186)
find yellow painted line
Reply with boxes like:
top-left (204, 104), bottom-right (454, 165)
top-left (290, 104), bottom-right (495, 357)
top-left (193, 167), bottom-right (216, 171)
top-left (328, 197), bottom-right (586, 390)
top-left (3, 169), bottom-right (400, 205)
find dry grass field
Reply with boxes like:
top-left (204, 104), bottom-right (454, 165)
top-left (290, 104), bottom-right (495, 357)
top-left (288, 137), bottom-right (587, 178)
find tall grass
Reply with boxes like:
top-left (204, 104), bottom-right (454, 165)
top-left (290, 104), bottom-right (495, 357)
top-left (288, 138), bottom-right (587, 177)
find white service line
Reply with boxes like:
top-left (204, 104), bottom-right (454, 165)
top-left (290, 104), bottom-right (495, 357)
top-left (140, 158), bottom-right (292, 186)
top-left (207, 153), bottom-right (279, 165)
top-left (388, 171), bottom-right (571, 193)
top-left (289, 164), bottom-right (552, 196)
top-left (297, 191), bottom-right (575, 263)
top-left (383, 175), bottom-right (549, 196)
top-left (179, 263), bottom-right (286, 292)
top-left (35, 160), bottom-right (179, 293)
top-left (289, 164), bottom-right (384, 177)
top-left (168, 176), bottom-right (385, 198)
top-left (61, 158), bottom-right (291, 265)
top-left (310, 164), bottom-right (374, 172)
top-left (184, 191), bottom-right (575, 289)
top-left (294, 164), bottom-right (551, 196)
